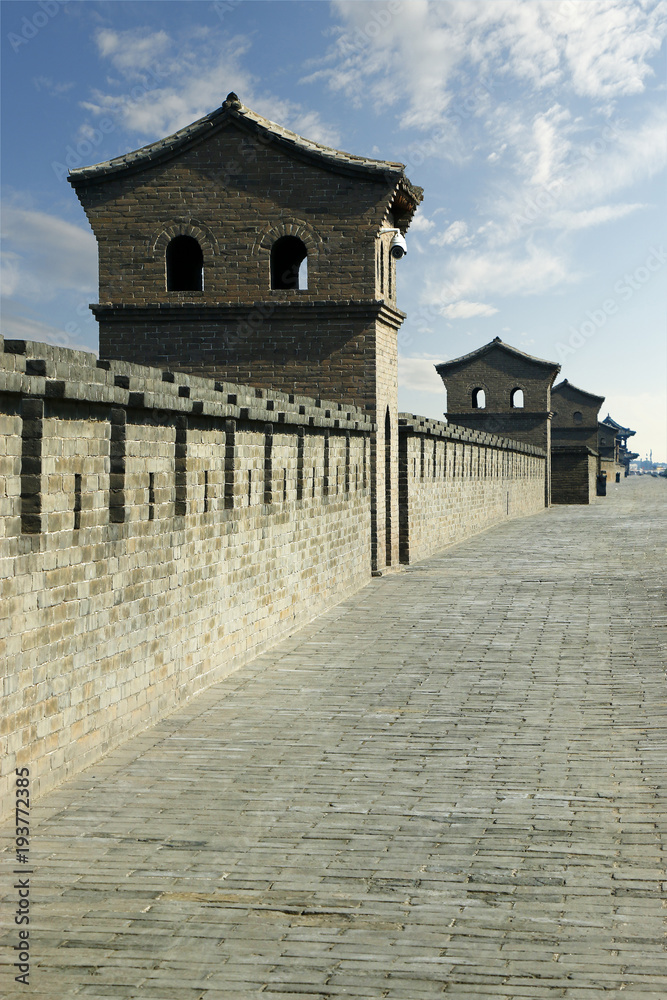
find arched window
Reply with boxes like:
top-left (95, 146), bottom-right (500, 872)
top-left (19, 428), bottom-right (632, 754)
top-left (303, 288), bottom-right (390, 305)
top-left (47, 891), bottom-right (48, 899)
top-left (472, 388), bottom-right (486, 409)
top-left (271, 236), bottom-right (308, 289)
top-left (573, 411), bottom-right (583, 424)
top-left (166, 235), bottom-right (203, 291)
top-left (510, 388), bottom-right (524, 408)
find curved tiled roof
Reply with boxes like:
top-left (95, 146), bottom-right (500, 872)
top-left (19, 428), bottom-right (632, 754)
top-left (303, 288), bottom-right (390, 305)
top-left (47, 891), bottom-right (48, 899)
top-left (68, 92), bottom-right (423, 208)
top-left (435, 336), bottom-right (560, 375)
top-left (602, 414), bottom-right (635, 436)
top-left (552, 379), bottom-right (605, 404)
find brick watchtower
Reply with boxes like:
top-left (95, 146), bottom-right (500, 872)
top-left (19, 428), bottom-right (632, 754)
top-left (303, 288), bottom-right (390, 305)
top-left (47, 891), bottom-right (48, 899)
top-left (69, 93), bottom-right (422, 573)
top-left (550, 380), bottom-right (604, 504)
top-left (435, 338), bottom-right (560, 505)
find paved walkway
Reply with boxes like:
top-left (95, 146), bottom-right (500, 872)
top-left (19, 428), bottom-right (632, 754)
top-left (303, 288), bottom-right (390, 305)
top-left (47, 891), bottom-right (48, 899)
top-left (2, 477), bottom-right (666, 1000)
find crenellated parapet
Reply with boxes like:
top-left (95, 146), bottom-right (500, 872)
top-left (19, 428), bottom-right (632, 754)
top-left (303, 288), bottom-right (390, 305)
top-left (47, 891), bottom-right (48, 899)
top-left (397, 413), bottom-right (546, 564)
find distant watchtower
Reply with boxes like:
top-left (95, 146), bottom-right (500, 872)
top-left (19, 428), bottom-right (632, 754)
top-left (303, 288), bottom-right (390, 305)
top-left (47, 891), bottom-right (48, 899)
top-left (68, 93), bottom-right (422, 574)
top-left (435, 338), bottom-right (560, 505)
top-left (550, 380), bottom-right (604, 504)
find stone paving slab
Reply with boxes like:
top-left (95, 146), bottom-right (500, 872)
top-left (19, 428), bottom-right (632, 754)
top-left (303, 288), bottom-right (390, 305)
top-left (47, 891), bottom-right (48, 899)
top-left (2, 477), bottom-right (666, 998)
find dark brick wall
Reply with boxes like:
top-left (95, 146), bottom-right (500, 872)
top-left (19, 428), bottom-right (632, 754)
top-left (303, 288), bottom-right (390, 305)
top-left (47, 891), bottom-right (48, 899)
top-left (74, 123), bottom-right (394, 307)
top-left (551, 448), bottom-right (598, 504)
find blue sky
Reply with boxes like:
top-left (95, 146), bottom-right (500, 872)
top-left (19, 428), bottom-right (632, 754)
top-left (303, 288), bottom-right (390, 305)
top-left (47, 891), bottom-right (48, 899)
top-left (2, 0), bottom-right (666, 459)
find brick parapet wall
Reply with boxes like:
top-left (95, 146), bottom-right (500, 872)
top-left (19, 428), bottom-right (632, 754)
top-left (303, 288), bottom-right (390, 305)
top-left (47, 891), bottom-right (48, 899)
top-left (398, 413), bottom-right (546, 454)
top-left (0, 337), bottom-right (372, 433)
top-left (1, 340), bottom-right (559, 821)
top-left (398, 414), bottom-right (546, 564)
top-left (0, 338), bottom-right (373, 821)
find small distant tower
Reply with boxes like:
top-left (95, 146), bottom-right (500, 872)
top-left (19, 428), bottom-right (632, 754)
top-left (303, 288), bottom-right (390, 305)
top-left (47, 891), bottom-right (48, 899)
top-left (435, 337), bottom-right (560, 504)
top-left (68, 93), bottom-right (422, 574)
top-left (551, 379), bottom-right (604, 504)
top-left (598, 414), bottom-right (638, 478)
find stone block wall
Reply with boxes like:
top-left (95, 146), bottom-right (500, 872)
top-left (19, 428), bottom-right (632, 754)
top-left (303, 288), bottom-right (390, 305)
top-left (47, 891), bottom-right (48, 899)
top-left (398, 415), bottom-right (546, 565)
top-left (0, 338), bottom-right (373, 822)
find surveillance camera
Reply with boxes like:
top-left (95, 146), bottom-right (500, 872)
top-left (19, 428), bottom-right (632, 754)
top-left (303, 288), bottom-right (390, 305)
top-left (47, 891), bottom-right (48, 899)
top-left (390, 232), bottom-right (407, 259)
top-left (378, 227), bottom-right (408, 260)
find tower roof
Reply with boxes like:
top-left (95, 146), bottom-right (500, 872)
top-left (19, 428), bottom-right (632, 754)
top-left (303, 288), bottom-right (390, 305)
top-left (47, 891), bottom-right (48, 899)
top-left (68, 92), bottom-right (423, 227)
top-left (552, 379), bottom-right (605, 405)
top-left (601, 414), bottom-right (635, 436)
top-left (435, 337), bottom-right (560, 377)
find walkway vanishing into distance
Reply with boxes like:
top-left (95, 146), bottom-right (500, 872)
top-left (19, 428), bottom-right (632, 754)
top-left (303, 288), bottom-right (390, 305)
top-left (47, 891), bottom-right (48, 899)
top-left (2, 477), bottom-right (666, 1000)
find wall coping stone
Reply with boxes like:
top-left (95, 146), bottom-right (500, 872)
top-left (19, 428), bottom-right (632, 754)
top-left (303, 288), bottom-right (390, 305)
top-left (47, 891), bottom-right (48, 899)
top-left (0, 337), bottom-right (375, 433)
top-left (398, 412), bottom-right (546, 456)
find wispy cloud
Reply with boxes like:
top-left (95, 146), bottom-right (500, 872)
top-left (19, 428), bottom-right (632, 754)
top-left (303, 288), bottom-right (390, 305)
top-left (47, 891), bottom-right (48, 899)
top-left (322, 0), bottom-right (667, 115)
top-left (550, 202), bottom-right (647, 231)
top-left (0, 300), bottom-right (95, 354)
top-left (399, 354), bottom-right (447, 394)
top-left (319, 2), bottom-right (666, 318)
top-left (430, 220), bottom-right (470, 247)
top-left (422, 244), bottom-right (573, 313)
top-left (1, 206), bottom-right (97, 301)
top-left (82, 26), bottom-right (340, 146)
top-left (409, 209), bottom-right (436, 232)
top-left (95, 27), bottom-right (172, 78)
top-left (33, 76), bottom-right (75, 97)
top-left (439, 300), bottom-right (499, 320)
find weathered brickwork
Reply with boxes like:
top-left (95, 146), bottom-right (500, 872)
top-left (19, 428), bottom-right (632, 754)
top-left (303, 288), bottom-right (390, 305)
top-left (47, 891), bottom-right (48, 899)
top-left (398, 415), bottom-right (546, 564)
top-left (0, 337), bottom-right (373, 821)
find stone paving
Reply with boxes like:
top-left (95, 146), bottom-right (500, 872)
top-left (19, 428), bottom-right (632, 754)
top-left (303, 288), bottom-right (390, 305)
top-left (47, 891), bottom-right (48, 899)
top-left (2, 477), bottom-right (666, 999)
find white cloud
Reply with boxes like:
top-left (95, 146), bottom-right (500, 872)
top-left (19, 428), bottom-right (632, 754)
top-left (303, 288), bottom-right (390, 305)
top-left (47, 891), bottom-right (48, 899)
top-left (399, 354), bottom-right (447, 393)
top-left (470, 104), bottom-right (666, 251)
top-left (0, 306), bottom-right (96, 354)
top-left (423, 244), bottom-right (573, 310)
top-left (553, 0), bottom-right (667, 99)
top-left (1, 207), bottom-right (97, 301)
top-left (564, 107), bottom-right (667, 206)
top-left (430, 220), bottom-right (469, 247)
top-left (84, 27), bottom-right (340, 146)
top-left (410, 210), bottom-right (435, 232)
top-left (525, 104), bottom-right (571, 188)
top-left (550, 202), bottom-right (647, 231)
top-left (438, 300), bottom-right (499, 320)
top-left (322, 0), bottom-right (667, 130)
top-left (95, 27), bottom-right (172, 79)
top-left (318, 0), bottom-right (666, 304)
top-left (0, 251), bottom-right (21, 298)
top-left (33, 76), bottom-right (75, 97)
